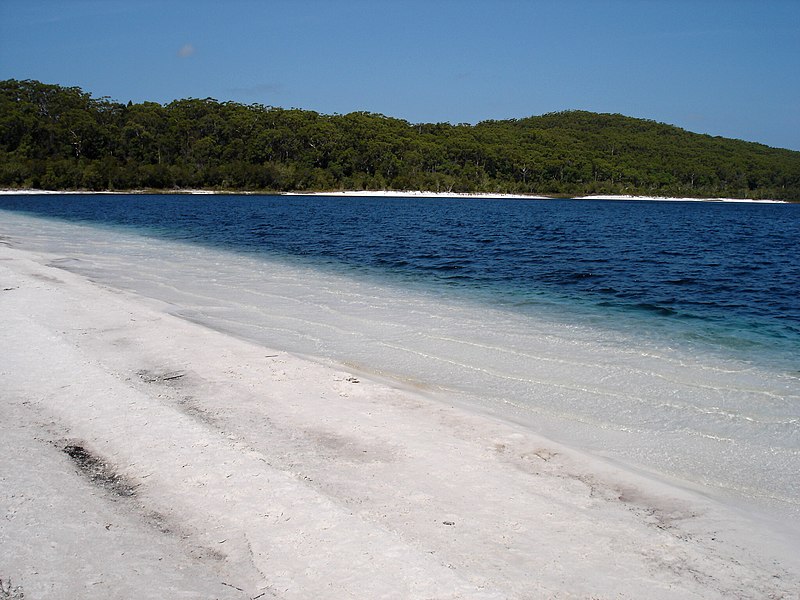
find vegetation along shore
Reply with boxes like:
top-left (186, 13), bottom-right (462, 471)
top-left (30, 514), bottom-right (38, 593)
top-left (1, 79), bottom-right (799, 200)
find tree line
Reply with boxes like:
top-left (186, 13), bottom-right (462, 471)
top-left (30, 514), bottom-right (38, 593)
top-left (1, 79), bottom-right (799, 200)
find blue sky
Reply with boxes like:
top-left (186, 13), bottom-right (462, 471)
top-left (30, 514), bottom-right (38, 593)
top-left (2, 0), bottom-right (799, 150)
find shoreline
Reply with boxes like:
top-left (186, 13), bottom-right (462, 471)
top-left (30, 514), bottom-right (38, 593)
top-left (2, 241), bottom-right (799, 598)
top-left (0, 187), bottom-right (789, 203)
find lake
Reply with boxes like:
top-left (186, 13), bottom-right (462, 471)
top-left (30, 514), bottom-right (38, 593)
top-left (1, 193), bottom-right (798, 524)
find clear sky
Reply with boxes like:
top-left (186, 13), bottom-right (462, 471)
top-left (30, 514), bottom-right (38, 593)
top-left (1, 0), bottom-right (799, 150)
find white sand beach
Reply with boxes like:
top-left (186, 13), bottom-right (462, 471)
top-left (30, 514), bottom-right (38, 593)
top-left (1, 188), bottom-right (786, 202)
top-left (2, 239), bottom-right (799, 598)
top-left (285, 190), bottom-right (550, 200)
top-left (571, 194), bottom-right (787, 204)
top-left (289, 190), bottom-right (787, 203)
top-left (0, 189), bottom-right (544, 200)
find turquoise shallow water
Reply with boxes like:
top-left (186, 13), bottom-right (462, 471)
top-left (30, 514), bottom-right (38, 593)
top-left (1, 194), bottom-right (798, 372)
top-left (1, 194), bottom-right (799, 524)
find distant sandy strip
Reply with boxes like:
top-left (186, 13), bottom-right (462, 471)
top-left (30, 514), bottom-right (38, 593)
top-left (289, 190), bottom-right (787, 202)
top-left (0, 188), bottom-right (787, 202)
top-left (1, 241), bottom-right (798, 599)
top-left (285, 190), bottom-right (549, 200)
top-left (571, 194), bottom-right (787, 203)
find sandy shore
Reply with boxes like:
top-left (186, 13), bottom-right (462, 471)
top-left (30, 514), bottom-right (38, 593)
top-left (571, 194), bottom-right (787, 204)
top-left (1, 188), bottom-right (786, 202)
top-left (1, 243), bottom-right (799, 599)
top-left (285, 190), bottom-right (550, 200)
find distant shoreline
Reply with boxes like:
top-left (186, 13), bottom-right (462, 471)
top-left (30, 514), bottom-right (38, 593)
top-left (0, 188), bottom-right (788, 203)
top-left (293, 190), bottom-right (789, 203)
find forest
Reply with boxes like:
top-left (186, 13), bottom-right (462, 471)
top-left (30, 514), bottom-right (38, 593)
top-left (2, 79), bottom-right (799, 200)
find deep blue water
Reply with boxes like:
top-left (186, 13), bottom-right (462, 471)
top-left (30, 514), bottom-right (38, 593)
top-left (2, 194), bottom-right (799, 371)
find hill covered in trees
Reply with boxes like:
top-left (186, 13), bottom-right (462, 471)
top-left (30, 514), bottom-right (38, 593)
top-left (2, 79), bottom-right (799, 199)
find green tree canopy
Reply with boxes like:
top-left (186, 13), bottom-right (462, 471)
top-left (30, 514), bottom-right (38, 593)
top-left (2, 79), bottom-right (799, 200)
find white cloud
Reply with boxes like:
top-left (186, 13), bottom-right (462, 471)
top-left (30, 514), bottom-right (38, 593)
top-left (178, 44), bottom-right (196, 58)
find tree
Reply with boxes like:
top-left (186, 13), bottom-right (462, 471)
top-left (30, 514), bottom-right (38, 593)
top-left (1, 79), bottom-right (799, 199)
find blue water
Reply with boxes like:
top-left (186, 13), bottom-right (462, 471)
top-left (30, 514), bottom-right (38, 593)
top-left (3, 193), bottom-right (800, 524)
top-left (1, 194), bottom-right (798, 372)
